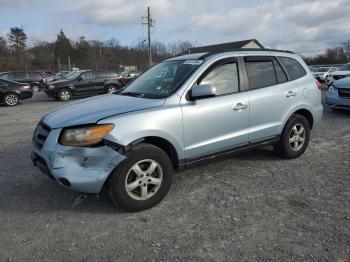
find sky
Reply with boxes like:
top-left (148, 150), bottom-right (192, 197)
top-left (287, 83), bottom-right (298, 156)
top-left (0, 0), bottom-right (350, 56)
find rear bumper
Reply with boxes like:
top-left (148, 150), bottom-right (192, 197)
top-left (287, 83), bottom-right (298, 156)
top-left (31, 127), bottom-right (126, 194)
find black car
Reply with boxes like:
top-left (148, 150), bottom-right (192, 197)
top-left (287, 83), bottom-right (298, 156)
top-left (0, 79), bottom-right (33, 106)
top-left (44, 69), bottom-right (121, 101)
top-left (0, 71), bottom-right (45, 92)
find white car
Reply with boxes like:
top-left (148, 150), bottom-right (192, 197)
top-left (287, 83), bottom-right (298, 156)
top-left (321, 67), bottom-right (339, 81)
top-left (326, 63), bottom-right (350, 85)
top-left (310, 67), bottom-right (329, 82)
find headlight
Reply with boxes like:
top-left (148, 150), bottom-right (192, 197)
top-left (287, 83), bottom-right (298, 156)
top-left (49, 84), bottom-right (55, 89)
top-left (328, 86), bottom-right (336, 94)
top-left (60, 124), bottom-right (114, 147)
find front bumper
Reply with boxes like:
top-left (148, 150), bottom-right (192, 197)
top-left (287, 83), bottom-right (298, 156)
top-left (31, 127), bottom-right (126, 193)
top-left (326, 92), bottom-right (350, 109)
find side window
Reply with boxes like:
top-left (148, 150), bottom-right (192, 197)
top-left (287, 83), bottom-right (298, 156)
top-left (94, 71), bottom-right (107, 79)
top-left (278, 57), bottom-right (306, 80)
top-left (273, 59), bottom-right (287, 83)
top-left (28, 72), bottom-right (42, 79)
top-left (12, 72), bottom-right (26, 79)
top-left (199, 62), bottom-right (239, 96)
top-left (0, 80), bottom-right (7, 86)
top-left (0, 73), bottom-right (9, 80)
top-left (245, 60), bottom-right (277, 90)
top-left (81, 72), bottom-right (93, 81)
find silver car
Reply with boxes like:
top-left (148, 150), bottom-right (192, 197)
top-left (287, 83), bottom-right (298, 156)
top-left (31, 49), bottom-right (323, 211)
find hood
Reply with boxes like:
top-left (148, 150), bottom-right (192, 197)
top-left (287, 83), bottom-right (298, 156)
top-left (332, 71), bottom-right (350, 76)
top-left (50, 79), bottom-right (71, 86)
top-left (333, 77), bottom-right (350, 89)
top-left (42, 94), bottom-right (165, 128)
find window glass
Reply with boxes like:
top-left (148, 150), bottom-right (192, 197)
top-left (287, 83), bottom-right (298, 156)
top-left (273, 59), bottom-right (287, 83)
top-left (245, 61), bottom-right (277, 89)
top-left (94, 71), bottom-right (107, 79)
top-left (28, 72), bottom-right (41, 79)
top-left (278, 57), bottom-right (306, 80)
top-left (107, 72), bottom-right (119, 78)
top-left (0, 80), bottom-right (7, 86)
top-left (12, 72), bottom-right (27, 79)
top-left (199, 63), bottom-right (239, 95)
top-left (81, 72), bottom-right (93, 81)
top-left (0, 73), bottom-right (9, 80)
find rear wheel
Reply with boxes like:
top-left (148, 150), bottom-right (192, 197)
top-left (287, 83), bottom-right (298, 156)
top-left (108, 143), bottom-right (173, 212)
top-left (3, 93), bottom-right (20, 106)
top-left (57, 88), bottom-right (72, 101)
top-left (274, 114), bottom-right (310, 159)
top-left (31, 84), bottom-right (40, 93)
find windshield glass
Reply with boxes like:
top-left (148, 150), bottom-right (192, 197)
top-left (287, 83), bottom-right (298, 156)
top-left (119, 60), bottom-right (202, 99)
top-left (65, 71), bottom-right (82, 80)
top-left (339, 64), bottom-right (350, 71)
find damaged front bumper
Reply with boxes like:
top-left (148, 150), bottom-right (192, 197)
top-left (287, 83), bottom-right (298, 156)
top-left (31, 128), bottom-right (126, 194)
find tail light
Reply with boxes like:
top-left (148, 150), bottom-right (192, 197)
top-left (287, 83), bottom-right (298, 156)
top-left (316, 81), bottom-right (322, 90)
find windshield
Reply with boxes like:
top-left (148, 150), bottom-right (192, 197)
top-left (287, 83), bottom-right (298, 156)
top-left (65, 71), bottom-right (82, 80)
top-left (119, 60), bottom-right (202, 99)
top-left (339, 64), bottom-right (350, 71)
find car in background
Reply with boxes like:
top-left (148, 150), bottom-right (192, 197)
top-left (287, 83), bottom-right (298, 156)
top-left (309, 67), bottom-right (329, 82)
top-left (46, 71), bottom-right (71, 83)
top-left (326, 77), bottom-right (350, 110)
top-left (0, 71), bottom-right (45, 92)
top-left (116, 71), bottom-right (142, 86)
top-left (44, 69), bottom-right (121, 101)
top-left (326, 63), bottom-right (350, 85)
top-left (321, 66), bottom-right (339, 81)
top-left (0, 79), bottom-right (33, 106)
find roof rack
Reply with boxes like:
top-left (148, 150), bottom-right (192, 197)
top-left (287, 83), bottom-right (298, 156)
top-left (197, 48), bottom-right (294, 59)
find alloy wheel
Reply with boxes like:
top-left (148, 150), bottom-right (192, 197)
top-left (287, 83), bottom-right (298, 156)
top-left (125, 159), bottom-right (163, 201)
top-left (60, 91), bottom-right (71, 101)
top-left (5, 94), bottom-right (19, 106)
top-left (289, 123), bottom-right (306, 152)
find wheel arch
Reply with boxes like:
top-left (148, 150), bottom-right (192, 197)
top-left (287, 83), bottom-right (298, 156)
top-left (291, 108), bottom-right (314, 129)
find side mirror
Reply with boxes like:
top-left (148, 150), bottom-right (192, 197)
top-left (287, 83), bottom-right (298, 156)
top-left (191, 84), bottom-right (216, 99)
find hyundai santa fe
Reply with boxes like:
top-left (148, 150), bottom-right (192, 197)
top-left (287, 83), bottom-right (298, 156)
top-left (31, 49), bottom-right (323, 211)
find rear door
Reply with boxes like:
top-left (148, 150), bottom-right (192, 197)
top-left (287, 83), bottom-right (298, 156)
top-left (243, 56), bottom-right (300, 142)
top-left (93, 70), bottom-right (107, 93)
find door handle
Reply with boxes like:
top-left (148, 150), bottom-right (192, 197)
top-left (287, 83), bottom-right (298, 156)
top-left (233, 103), bottom-right (248, 111)
top-left (286, 91), bottom-right (297, 97)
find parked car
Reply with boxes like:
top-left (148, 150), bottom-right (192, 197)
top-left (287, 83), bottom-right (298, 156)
top-left (326, 63), bottom-right (350, 85)
top-left (0, 79), bottom-right (33, 106)
top-left (326, 77), bottom-right (350, 110)
top-left (46, 71), bottom-right (71, 83)
top-left (0, 71), bottom-right (45, 92)
top-left (321, 66), bottom-right (339, 81)
top-left (31, 49), bottom-right (323, 211)
top-left (309, 67), bottom-right (329, 82)
top-left (116, 71), bottom-right (142, 86)
top-left (43, 69), bottom-right (121, 101)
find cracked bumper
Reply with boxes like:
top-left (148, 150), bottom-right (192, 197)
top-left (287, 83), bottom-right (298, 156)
top-left (31, 128), bottom-right (126, 194)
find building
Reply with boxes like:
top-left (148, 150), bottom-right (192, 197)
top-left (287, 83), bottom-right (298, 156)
top-left (189, 39), bottom-right (264, 53)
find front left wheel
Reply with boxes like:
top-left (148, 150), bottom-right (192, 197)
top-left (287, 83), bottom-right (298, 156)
top-left (108, 143), bottom-right (173, 212)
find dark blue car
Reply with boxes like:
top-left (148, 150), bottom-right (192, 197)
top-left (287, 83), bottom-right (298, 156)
top-left (326, 77), bottom-right (350, 110)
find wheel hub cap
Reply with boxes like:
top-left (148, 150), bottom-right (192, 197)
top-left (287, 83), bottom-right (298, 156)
top-left (289, 123), bottom-right (305, 152)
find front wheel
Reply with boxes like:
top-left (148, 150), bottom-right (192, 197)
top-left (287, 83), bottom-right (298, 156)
top-left (31, 84), bottom-right (40, 93)
top-left (274, 114), bottom-right (310, 159)
top-left (108, 143), bottom-right (173, 212)
top-left (57, 88), bottom-right (72, 101)
top-left (3, 93), bottom-right (20, 106)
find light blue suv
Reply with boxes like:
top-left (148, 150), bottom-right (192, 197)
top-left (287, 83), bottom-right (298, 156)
top-left (31, 49), bottom-right (323, 211)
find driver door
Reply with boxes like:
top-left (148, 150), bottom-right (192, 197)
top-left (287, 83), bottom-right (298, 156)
top-left (181, 58), bottom-right (250, 160)
top-left (74, 72), bottom-right (94, 95)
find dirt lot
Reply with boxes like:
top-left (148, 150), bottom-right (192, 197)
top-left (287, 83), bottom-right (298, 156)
top-left (0, 92), bottom-right (349, 261)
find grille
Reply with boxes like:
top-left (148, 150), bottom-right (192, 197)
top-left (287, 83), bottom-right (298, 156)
top-left (338, 89), bottom-right (350, 99)
top-left (333, 75), bottom-right (346, 80)
top-left (33, 123), bottom-right (51, 150)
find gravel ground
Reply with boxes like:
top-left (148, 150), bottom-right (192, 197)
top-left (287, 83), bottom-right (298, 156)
top-left (0, 92), bottom-right (349, 261)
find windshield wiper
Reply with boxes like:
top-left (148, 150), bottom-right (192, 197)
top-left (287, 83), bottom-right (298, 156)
top-left (119, 92), bottom-right (145, 98)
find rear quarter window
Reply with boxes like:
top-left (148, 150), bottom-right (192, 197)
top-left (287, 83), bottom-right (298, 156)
top-left (278, 57), bottom-right (306, 80)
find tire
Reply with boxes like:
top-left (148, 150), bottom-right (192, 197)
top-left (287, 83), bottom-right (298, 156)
top-left (57, 88), bottom-right (72, 101)
top-left (108, 143), bottom-right (173, 212)
top-left (3, 93), bottom-right (20, 106)
top-left (31, 84), bottom-right (40, 93)
top-left (106, 85), bottom-right (119, 94)
top-left (274, 114), bottom-right (310, 159)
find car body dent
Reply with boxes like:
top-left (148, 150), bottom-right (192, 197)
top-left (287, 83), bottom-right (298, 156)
top-left (32, 128), bottom-right (126, 193)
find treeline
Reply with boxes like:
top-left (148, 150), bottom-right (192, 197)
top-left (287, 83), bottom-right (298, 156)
top-left (303, 41), bottom-right (350, 65)
top-left (0, 27), bottom-right (195, 72)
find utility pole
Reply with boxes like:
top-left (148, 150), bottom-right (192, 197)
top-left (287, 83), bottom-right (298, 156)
top-left (68, 56), bottom-right (71, 71)
top-left (142, 6), bottom-right (154, 67)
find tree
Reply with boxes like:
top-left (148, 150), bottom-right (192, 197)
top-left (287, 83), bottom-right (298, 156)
top-left (71, 36), bottom-right (90, 68)
top-left (7, 27), bottom-right (27, 63)
top-left (54, 30), bottom-right (73, 69)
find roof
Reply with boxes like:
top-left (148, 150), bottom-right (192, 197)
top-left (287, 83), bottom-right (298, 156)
top-left (189, 39), bottom-right (265, 53)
